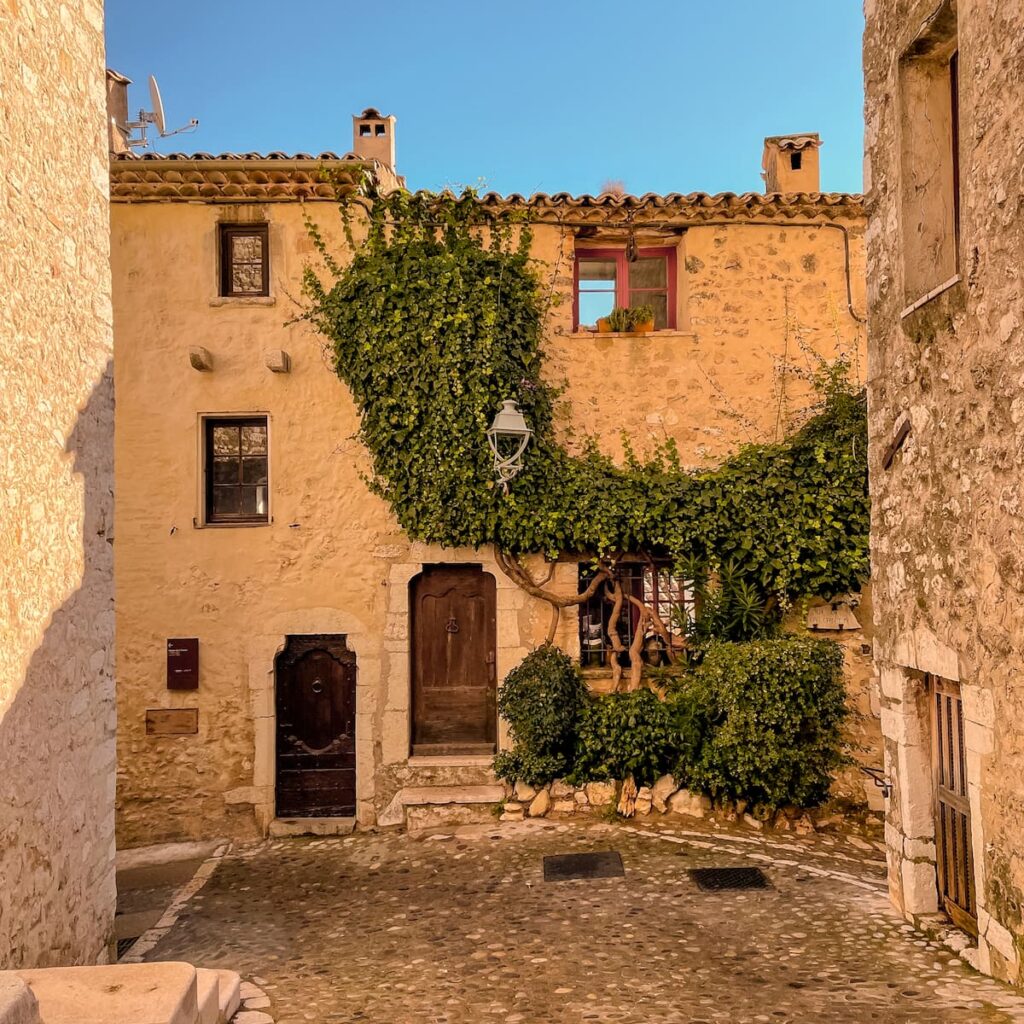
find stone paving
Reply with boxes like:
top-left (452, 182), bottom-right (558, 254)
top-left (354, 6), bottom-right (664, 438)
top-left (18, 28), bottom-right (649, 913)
top-left (143, 816), bottom-right (1024, 1024)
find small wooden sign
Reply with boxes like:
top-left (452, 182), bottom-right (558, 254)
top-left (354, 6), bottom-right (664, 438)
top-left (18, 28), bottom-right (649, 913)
top-left (146, 708), bottom-right (199, 736)
top-left (167, 638), bottom-right (199, 690)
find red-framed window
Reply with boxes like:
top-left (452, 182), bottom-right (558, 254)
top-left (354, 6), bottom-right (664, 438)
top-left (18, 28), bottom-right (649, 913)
top-left (573, 247), bottom-right (677, 331)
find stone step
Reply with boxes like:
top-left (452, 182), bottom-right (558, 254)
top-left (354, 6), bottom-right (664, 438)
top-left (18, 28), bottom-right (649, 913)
top-left (14, 962), bottom-right (198, 1024)
top-left (207, 970), bottom-right (240, 1023)
top-left (268, 817), bottom-right (355, 838)
top-left (379, 784), bottom-right (505, 828)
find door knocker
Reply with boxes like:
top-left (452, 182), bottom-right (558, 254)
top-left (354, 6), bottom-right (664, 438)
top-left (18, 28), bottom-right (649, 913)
top-left (311, 678), bottom-right (324, 694)
top-left (445, 615), bottom-right (460, 634)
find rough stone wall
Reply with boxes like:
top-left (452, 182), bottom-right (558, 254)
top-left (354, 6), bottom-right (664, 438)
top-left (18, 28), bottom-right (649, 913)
top-left (865, 0), bottom-right (1024, 983)
top-left (110, 196), bottom-right (876, 847)
top-left (0, 0), bottom-right (116, 967)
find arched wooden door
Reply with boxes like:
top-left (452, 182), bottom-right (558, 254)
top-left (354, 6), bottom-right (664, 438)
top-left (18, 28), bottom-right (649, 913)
top-left (411, 565), bottom-right (497, 755)
top-left (275, 635), bottom-right (356, 817)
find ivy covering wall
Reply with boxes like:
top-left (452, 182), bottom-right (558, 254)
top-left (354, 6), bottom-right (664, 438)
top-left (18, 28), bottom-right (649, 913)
top-left (303, 187), bottom-right (869, 604)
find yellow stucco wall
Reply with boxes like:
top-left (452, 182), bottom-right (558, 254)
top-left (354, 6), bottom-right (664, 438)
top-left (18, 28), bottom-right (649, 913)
top-left (111, 194), bottom-right (870, 845)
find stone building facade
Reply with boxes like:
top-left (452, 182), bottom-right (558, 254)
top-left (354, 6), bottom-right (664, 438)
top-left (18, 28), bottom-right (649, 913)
top-left (109, 109), bottom-right (877, 846)
top-left (0, 0), bottom-right (116, 967)
top-left (865, 0), bottom-right (1024, 983)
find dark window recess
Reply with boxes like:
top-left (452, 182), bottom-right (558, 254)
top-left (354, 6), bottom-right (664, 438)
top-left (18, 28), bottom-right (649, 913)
top-left (219, 224), bottom-right (269, 297)
top-left (205, 417), bottom-right (269, 524)
top-left (790, 150), bottom-right (802, 170)
top-left (375, 124), bottom-right (386, 136)
top-left (359, 123), bottom-right (371, 136)
top-left (949, 49), bottom-right (961, 266)
top-left (578, 563), bottom-right (692, 669)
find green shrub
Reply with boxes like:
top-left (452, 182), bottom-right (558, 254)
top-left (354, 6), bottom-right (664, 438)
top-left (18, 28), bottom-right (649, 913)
top-left (683, 636), bottom-right (848, 809)
top-left (493, 645), bottom-right (586, 785)
top-left (570, 689), bottom-right (702, 787)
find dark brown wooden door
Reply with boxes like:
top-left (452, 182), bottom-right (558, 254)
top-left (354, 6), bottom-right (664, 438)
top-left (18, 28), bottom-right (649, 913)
top-left (276, 635), bottom-right (356, 817)
top-left (411, 566), bottom-right (496, 755)
top-left (930, 674), bottom-right (977, 936)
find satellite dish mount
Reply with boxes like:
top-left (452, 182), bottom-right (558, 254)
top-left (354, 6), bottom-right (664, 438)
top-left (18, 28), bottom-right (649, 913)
top-left (123, 75), bottom-right (199, 150)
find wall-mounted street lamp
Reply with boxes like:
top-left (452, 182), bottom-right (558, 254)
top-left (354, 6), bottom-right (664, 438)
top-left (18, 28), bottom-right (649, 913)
top-left (486, 399), bottom-right (532, 492)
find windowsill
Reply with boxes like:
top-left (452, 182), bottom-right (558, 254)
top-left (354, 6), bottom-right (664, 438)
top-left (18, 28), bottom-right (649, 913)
top-left (209, 295), bottom-right (276, 307)
top-left (194, 519), bottom-right (271, 529)
top-left (900, 274), bottom-right (961, 319)
top-left (406, 755), bottom-right (496, 768)
top-left (570, 329), bottom-right (695, 340)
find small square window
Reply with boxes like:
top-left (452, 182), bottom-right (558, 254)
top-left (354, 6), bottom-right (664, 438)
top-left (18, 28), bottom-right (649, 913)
top-left (375, 124), bottom-right (386, 136)
top-left (574, 247), bottom-right (677, 331)
top-left (359, 123), bottom-right (372, 136)
top-left (790, 151), bottom-right (802, 171)
top-left (219, 225), bottom-right (269, 297)
top-left (204, 417), bottom-right (269, 524)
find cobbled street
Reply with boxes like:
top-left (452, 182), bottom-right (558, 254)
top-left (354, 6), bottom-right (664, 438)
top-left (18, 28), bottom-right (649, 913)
top-left (142, 818), bottom-right (1024, 1024)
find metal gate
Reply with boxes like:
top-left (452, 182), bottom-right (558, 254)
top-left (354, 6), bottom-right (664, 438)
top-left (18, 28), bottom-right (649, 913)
top-left (930, 674), bottom-right (977, 935)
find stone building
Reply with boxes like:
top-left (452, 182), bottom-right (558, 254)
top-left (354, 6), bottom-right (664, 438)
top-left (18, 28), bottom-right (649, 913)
top-left (865, 0), bottom-right (1024, 983)
top-left (108, 100), bottom-right (877, 845)
top-left (0, 0), bottom-right (116, 967)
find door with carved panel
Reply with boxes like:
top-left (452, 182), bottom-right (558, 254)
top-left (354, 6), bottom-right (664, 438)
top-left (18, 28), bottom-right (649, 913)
top-left (930, 673), bottom-right (978, 936)
top-left (275, 635), bottom-right (356, 817)
top-left (411, 566), bottom-right (497, 755)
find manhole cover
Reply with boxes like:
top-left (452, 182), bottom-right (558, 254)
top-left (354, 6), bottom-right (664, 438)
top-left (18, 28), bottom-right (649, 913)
top-left (543, 851), bottom-right (624, 882)
top-left (689, 866), bottom-right (769, 891)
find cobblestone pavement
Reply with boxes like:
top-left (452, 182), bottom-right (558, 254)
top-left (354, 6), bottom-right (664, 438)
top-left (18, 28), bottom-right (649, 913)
top-left (144, 816), bottom-right (1024, 1024)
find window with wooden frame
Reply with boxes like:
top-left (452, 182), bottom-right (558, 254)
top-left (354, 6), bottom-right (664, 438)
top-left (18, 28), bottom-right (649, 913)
top-left (898, 2), bottom-right (959, 304)
top-left (204, 417), bottom-right (269, 524)
top-left (219, 224), bottom-right (269, 297)
top-left (574, 247), bottom-right (677, 331)
top-left (578, 562), bottom-right (692, 668)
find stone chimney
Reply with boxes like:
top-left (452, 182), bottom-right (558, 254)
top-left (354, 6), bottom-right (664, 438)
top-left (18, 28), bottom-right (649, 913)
top-left (106, 69), bottom-right (132, 154)
top-left (761, 133), bottom-right (822, 193)
top-left (352, 108), bottom-right (396, 169)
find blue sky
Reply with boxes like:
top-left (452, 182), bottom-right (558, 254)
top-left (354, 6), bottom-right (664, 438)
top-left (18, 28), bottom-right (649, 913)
top-left (105, 1), bottom-right (865, 197)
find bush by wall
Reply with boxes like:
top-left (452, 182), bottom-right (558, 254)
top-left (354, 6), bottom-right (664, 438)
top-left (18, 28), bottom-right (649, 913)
top-left (494, 636), bottom-right (849, 809)
top-left (570, 689), bottom-right (701, 788)
top-left (684, 636), bottom-right (848, 809)
top-left (493, 645), bottom-right (586, 785)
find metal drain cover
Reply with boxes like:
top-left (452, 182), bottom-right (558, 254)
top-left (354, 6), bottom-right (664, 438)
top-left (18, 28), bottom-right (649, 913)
top-left (543, 851), bottom-right (624, 882)
top-left (689, 866), bottom-right (769, 891)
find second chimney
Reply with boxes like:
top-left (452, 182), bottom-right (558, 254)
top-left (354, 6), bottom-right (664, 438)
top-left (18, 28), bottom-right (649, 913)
top-left (352, 108), bottom-right (396, 169)
top-left (761, 133), bottom-right (822, 193)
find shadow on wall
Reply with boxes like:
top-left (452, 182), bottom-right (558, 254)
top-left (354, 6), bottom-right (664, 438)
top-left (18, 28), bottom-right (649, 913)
top-left (0, 360), bottom-right (116, 969)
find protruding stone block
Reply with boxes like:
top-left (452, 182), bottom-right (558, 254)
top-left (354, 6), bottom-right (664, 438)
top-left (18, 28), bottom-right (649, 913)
top-left (264, 349), bottom-right (291, 373)
top-left (0, 976), bottom-right (38, 1024)
top-left (189, 346), bottom-right (214, 371)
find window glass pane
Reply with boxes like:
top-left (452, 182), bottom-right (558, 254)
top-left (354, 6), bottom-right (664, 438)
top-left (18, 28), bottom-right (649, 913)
top-left (212, 457), bottom-right (239, 485)
top-left (240, 424), bottom-right (267, 455)
top-left (241, 456), bottom-right (268, 485)
top-left (212, 425), bottom-right (239, 455)
top-left (630, 292), bottom-right (668, 330)
top-left (232, 263), bottom-right (262, 294)
top-left (578, 291), bottom-right (615, 327)
top-left (577, 258), bottom-right (617, 285)
top-left (231, 235), bottom-right (263, 263)
top-left (211, 486), bottom-right (241, 517)
top-left (239, 486), bottom-right (258, 516)
top-left (628, 256), bottom-right (666, 290)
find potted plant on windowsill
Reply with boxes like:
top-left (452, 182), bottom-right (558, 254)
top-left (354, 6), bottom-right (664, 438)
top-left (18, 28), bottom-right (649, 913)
top-left (596, 304), bottom-right (656, 335)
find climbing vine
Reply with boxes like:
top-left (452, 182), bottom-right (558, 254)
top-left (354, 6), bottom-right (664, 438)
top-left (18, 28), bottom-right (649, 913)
top-left (303, 185), bottom-right (869, 679)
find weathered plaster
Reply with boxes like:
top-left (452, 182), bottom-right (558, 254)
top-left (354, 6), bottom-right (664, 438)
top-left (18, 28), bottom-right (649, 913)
top-left (865, 0), bottom-right (1024, 983)
top-left (111, 180), bottom-right (873, 846)
top-left (0, 0), bottom-right (115, 967)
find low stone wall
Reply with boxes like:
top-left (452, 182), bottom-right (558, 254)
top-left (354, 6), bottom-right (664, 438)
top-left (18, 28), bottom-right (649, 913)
top-left (497, 775), bottom-right (848, 834)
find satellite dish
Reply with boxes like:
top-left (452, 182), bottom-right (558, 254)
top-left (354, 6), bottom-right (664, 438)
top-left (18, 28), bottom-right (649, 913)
top-left (148, 75), bottom-right (166, 136)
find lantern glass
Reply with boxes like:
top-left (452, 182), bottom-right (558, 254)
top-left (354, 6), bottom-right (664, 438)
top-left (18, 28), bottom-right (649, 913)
top-left (486, 399), bottom-right (531, 489)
